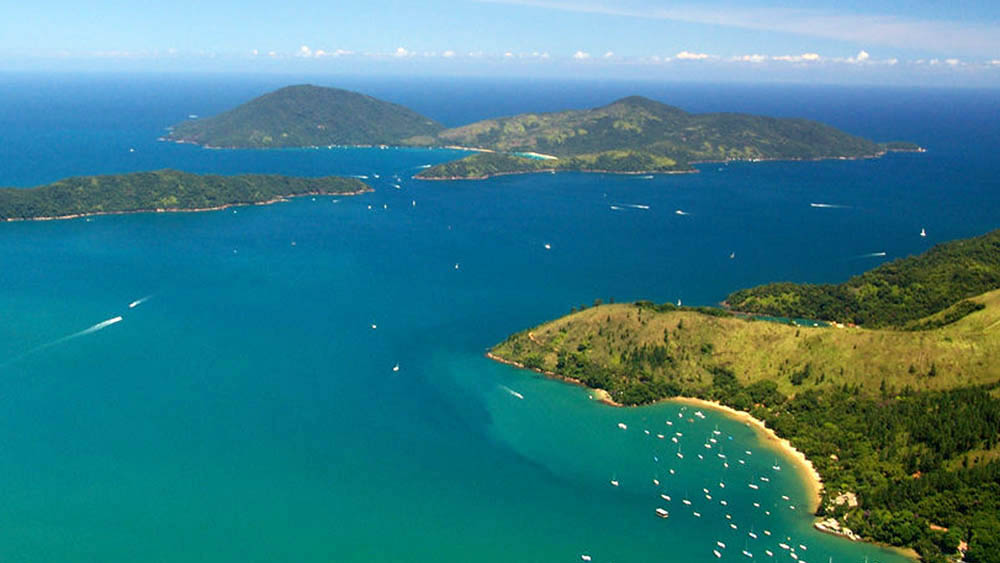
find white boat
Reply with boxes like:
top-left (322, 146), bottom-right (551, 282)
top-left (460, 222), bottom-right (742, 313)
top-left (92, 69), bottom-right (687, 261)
top-left (544, 243), bottom-right (551, 250)
top-left (743, 550), bottom-right (753, 558)
top-left (717, 541), bottom-right (727, 549)
top-left (581, 555), bottom-right (592, 561)
top-left (617, 422), bottom-right (627, 430)
top-left (748, 532), bottom-right (758, 539)
top-left (655, 508), bottom-right (669, 518)
top-left (730, 523), bottom-right (738, 530)
top-left (765, 550), bottom-right (774, 556)
top-left (661, 494), bottom-right (671, 501)
top-left (653, 478), bottom-right (660, 486)
top-left (748, 483), bottom-right (759, 490)
top-left (682, 499), bottom-right (692, 505)
top-left (920, 228), bottom-right (927, 237)
top-left (693, 511), bottom-right (701, 517)
top-left (392, 363), bottom-right (400, 372)
top-left (714, 549), bottom-right (722, 558)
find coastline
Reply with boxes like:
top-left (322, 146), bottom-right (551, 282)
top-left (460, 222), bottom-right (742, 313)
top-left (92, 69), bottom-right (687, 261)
top-left (667, 396), bottom-right (823, 514)
top-left (1, 188), bottom-right (371, 223)
top-left (485, 349), bottom-right (821, 512)
top-left (414, 167), bottom-right (696, 181)
top-left (486, 349), bottom-right (922, 561)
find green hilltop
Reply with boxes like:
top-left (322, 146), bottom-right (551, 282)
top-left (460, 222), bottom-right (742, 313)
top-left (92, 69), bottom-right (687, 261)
top-left (415, 95), bottom-right (918, 178)
top-left (0, 170), bottom-right (369, 221)
top-left (165, 85), bottom-right (444, 148)
top-left (491, 229), bottom-right (1000, 561)
top-left (726, 228), bottom-right (1000, 328)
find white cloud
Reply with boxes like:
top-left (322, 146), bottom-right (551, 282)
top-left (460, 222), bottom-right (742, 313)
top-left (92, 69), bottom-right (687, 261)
top-left (572, 50), bottom-right (591, 59)
top-left (675, 50), bottom-right (710, 60)
top-left (734, 53), bottom-right (767, 63)
top-left (468, 50), bottom-right (485, 58)
top-left (251, 49), bottom-right (259, 56)
top-left (479, 0), bottom-right (1000, 56)
top-left (603, 51), bottom-right (615, 58)
top-left (539, 52), bottom-right (550, 59)
top-left (772, 52), bottom-right (821, 62)
top-left (504, 51), bottom-right (514, 58)
top-left (442, 50), bottom-right (456, 58)
top-left (394, 47), bottom-right (411, 57)
top-left (268, 51), bottom-right (278, 57)
top-left (945, 58), bottom-right (961, 66)
top-left (991, 59), bottom-right (1000, 66)
top-left (886, 58), bottom-right (898, 65)
top-left (297, 45), bottom-right (313, 58)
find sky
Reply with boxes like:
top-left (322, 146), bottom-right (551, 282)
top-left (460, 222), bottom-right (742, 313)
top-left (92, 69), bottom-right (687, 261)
top-left (2, 0), bottom-right (999, 85)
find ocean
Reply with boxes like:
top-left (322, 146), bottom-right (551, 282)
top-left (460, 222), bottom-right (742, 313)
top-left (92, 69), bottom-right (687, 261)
top-left (0, 73), bottom-right (997, 562)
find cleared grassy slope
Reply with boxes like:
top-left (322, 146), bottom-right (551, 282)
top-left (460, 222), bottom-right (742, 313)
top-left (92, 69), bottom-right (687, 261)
top-left (492, 289), bottom-right (1000, 404)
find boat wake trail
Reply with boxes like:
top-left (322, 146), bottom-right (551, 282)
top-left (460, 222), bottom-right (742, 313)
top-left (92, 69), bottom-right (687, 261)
top-left (1, 316), bottom-right (123, 367)
top-left (855, 251), bottom-right (887, 259)
top-left (128, 295), bottom-right (151, 309)
top-left (500, 385), bottom-right (525, 400)
top-left (675, 209), bottom-right (689, 216)
top-left (809, 203), bottom-right (850, 209)
top-left (614, 203), bottom-right (651, 210)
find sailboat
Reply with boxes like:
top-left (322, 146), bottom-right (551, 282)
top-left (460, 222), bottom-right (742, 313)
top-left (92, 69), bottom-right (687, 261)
top-left (676, 444), bottom-right (684, 459)
top-left (920, 227), bottom-right (927, 237)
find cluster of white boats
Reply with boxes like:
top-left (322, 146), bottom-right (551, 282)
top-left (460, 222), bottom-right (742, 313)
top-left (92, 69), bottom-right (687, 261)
top-left (600, 407), bottom-right (822, 562)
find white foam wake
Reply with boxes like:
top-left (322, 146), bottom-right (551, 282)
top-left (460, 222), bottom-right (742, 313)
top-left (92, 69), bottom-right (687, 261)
top-left (500, 385), bottom-right (524, 400)
top-left (2, 315), bottom-right (123, 367)
top-left (128, 296), bottom-right (151, 309)
top-left (810, 203), bottom-right (849, 209)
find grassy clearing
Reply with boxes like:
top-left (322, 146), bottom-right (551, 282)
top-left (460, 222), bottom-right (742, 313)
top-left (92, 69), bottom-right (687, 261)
top-left (493, 288), bottom-right (1000, 400)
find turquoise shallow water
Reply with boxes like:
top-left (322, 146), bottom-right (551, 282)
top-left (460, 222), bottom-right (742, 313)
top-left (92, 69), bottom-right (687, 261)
top-left (0, 75), bottom-right (998, 562)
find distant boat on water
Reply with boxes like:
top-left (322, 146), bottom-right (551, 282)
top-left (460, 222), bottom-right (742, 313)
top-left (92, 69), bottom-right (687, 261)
top-left (920, 227), bottom-right (927, 237)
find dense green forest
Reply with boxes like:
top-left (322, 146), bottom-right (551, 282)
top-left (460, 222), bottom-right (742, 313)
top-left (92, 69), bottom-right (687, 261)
top-left (165, 85), bottom-right (443, 148)
top-left (727, 228), bottom-right (1000, 327)
top-left (0, 169), bottom-right (369, 220)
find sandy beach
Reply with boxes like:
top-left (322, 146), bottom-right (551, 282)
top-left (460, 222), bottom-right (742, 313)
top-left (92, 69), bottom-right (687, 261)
top-left (668, 396), bottom-right (823, 513)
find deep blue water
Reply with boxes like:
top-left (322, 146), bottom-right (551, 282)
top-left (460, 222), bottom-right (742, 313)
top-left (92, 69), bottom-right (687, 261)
top-left (0, 73), bottom-right (997, 562)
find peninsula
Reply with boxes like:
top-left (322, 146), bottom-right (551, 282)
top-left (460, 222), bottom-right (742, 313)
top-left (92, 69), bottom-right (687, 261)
top-left (162, 85), bottom-right (920, 179)
top-left (0, 169), bottom-right (370, 221)
top-left (491, 230), bottom-right (1000, 562)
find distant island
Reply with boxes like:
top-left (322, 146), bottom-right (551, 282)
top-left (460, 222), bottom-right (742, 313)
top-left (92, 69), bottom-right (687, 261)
top-left (0, 169), bottom-right (370, 221)
top-left (163, 85), bottom-right (921, 179)
top-left (164, 85), bottom-right (444, 148)
top-left (490, 229), bottom-right (1000, 562)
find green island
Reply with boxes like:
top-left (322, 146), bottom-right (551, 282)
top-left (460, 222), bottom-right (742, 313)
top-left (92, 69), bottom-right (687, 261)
top-left (0, 169), bottom-right (370, 221)
top-left (162, 85), bottom-right (921, 178)
top-left (164, 85), bottom-right (444, 148)
top-left (415, 95), bottom-right (919, 178)
top-left (491, 230), bottom-right (1000, 563)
